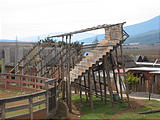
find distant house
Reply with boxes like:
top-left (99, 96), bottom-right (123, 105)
top-left (128, 67), bottom-right (160, 94)
top-left (135, 55), bottom-right (149, 62)
top-left (116, 55), bottom-right (136, 68)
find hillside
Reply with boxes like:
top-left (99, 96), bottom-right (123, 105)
top-left (124, 15), bottom-right (160, 36)
top-left (125, 30), bottom-right (160, 44)
top-left (78, 15), bottom-right (160, 44)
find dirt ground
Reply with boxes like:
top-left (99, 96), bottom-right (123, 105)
top-left (0, 88), bottom-right (154, 119)
top-left (0, 85), bottom-right (38, 109)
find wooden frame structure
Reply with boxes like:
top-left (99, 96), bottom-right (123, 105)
top-left (9, 22), bottom-right (130, 112)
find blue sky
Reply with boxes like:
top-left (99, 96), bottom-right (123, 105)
top-left (0, 0), bottom-right (159, 41)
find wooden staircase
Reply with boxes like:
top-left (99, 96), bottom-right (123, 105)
top-left (70, 39), bottom-right (121, 82)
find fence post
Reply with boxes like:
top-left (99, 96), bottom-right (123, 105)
top-left (0, 102), bottom-right (5, 120)
top-left (29, 97), bottom-right (33, 120)
top-left (45, 82), bottom-right (49, 115)
top-left (55, 80), bottom-right (57, 110)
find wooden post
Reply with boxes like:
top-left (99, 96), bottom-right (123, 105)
top-left (104, 55), bottom-right (114, 107)
top-left (29, 97), bottom-right (33, 120)
top-left (66, 34), bottom-right (72, 113)
top-left (34, 78), bottom-right (37, 92)
top-left (115, 48), bottom-right (123, 100)
top-left (61, 36), bottom-right (65, 100)
top-left (0, 102), bottom-right (5, 120)
top-left (1, 50), bottom-right (5, 73)
top-left (110, 53), bottom-right (119, 94)
top-left (102, 60), bottom-right (107, 104)
top-left (88, 69), bottom-right (93, 109)
top-left (62, 81), bottom-right (66, 100)
top-left (84, 75), bottom-right (88, 101)
top-left (149, 76), bottom-right (153, 100)
top-left (20, 76), bottom-right (23, 92)
top-left (98, 63), bottom-right (103, 101)
top-left (92, 69), bottom-right (98, 97)
top-left (45, 82), bottom-right (49, 115)
top-left (79, 77), bottom-right (82, 101)
top-left (4, 76), bottom-right (7, 89)
top-left (120, 44), bottom-right (130, 105)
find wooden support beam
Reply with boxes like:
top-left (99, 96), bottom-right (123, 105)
top-left (67, 35), bottom-right (72, 112)
top-left (110, 53), bottom-right (119, 94)
top-left (115, 48), bottom-right (123, 100)
top-left (102, 59), bottom-right (107, 104)
top-left (88, 69), bottom-right (93, 109)
top-left (79, 77), bottom-right (82, 101)
top-left (29, 97), bottom-right (33, 120)
top-left (98, 63), bottom-right (103, 101)
top-left (120, 44), bottom-right (130, 105)
top-left (48, 22), bottom-right (125, 38)
top-left (92, 69), bottom-right (98, 97)
top-left (84, 75), bottom-right (88, 101)
top-left (104, 55), bottom-right (114, 107)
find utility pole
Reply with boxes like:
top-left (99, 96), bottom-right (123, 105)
top-left (15, 36), bottom-right (18, 74)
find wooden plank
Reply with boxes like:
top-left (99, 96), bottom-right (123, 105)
top-left (48, 22), bottom-right (125, 38)
top-left (10, 41), bottom-right (41, 73)
top-left (138, 109), bottom-right (160, 114)
top-left (0, 91), bottom-right (46, 103)
top-left (6, 104), bottom-right (29, 113)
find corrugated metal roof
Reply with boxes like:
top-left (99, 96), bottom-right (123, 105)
top-left (128, 67), bottom-right (160, 71)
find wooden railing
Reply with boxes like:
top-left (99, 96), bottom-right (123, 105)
top-left (0, 74), bottom-right (57, 120)
top-left (0, 73), bottom-right (48, 91)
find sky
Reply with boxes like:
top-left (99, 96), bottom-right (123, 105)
top-left (0, 0), bottom-right (160, 41)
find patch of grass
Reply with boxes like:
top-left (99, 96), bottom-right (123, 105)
top-left (117, 99), bottom-right (160, 120)
top-left (72, 94), bottom-right (129, 119)
top-left (72, 94), bottom-right (160, 119)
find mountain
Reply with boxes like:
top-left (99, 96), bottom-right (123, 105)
top-left (125, 30), bottom-right (160, 44)
top-left (78, 34), bottom-right (105, 43)
top-left (124, 15), bottom-right (160, 36)
top-left (78, 15), bottom-right (160, 44)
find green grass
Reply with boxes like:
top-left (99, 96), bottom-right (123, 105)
top-left (72, 94), bottom-right (129, 119)
top-left (72, 94), bottom-right (160, 120)
top-left (117, 100), bottom-right (160, 120)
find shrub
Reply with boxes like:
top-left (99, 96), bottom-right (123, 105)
top-left (125, 72), bottom-right (140, 89)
